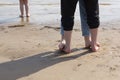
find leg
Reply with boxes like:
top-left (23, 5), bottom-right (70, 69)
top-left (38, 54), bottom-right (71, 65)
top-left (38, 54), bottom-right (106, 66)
top-left (19, 0), bottom-right (24, 17)
top-left (90, 28), bottom-right (99, 51)
top-left (58, 25), bottom-right (66, 50)
top-left (24, 0), bottom-right (30, 17)
top-left (60, 0), bottom-right (78, 53)
top-left (79, 0), bottom-right (91, 48)
top-left (85, 0), bottom-right (100, 51)
top-left (63, 31), bottom-right (72, 53)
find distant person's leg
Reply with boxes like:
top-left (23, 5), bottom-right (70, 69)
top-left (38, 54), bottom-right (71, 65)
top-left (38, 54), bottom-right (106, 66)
top-left (24, 0), bottom-right (30, 17)
top-left (19, 0), bottom-right (24, 17)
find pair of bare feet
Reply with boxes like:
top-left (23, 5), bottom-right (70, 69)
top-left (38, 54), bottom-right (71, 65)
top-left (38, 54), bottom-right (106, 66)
top-left (58, 41), bottom-right (100, 53)
top-left (19, 14), bottom-right (30, 18)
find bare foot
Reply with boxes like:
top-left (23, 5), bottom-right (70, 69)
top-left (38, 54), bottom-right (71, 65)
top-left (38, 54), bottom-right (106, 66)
top-left (90, 43), bottom-right (100, 52)
top-left (26, 14), bottom-right (30, 17)
top-left (85, 42), bottom-right (100, 49)
top-left (58, 43), bottom-right (71, 53)
top-left (85, 42), bottom-right (91, 49)
top-left (96, 43), bottom-right (100, 47)
top-left (58, 43), bottom-right (65, 51)
top-left (62, 46), bottom-right (71, 54)
top-left (19, 15), bottom-right (24, 18)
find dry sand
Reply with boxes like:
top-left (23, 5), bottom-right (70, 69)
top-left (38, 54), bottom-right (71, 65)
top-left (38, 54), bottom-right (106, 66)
top-left (0, 19), bottom-right (120, 80)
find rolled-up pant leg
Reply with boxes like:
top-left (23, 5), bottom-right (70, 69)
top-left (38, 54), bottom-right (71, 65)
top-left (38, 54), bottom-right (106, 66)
top-left (84, 0), bottom-right (100, 29)
top-left (61, 0), bottom-right (78, 31)
top-left (79, 0), bottom-right (90, 36)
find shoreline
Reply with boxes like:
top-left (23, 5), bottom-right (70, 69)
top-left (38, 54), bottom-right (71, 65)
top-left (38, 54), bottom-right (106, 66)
top-left (1, 0), bottom-right (120, 26)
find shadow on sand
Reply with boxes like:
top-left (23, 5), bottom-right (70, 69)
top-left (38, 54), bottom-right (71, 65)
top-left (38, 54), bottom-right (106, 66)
top-left (0, 48), bottom-right (92, 80)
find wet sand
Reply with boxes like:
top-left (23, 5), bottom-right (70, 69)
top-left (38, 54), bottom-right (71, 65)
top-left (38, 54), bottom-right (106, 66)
top-left (0, 0), bottom-right (120, 80)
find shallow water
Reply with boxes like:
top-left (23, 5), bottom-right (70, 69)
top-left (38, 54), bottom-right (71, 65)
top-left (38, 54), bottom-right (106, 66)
top-left (0, 0), bottom-right (120, 26)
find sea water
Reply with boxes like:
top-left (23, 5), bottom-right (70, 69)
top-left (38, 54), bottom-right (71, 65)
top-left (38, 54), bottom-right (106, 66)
top-left (0, 0), bottom-right (120, 25)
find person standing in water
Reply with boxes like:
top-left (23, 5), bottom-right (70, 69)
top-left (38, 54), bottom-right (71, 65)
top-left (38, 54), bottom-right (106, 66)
top-left (19, 0), bottom-right (30, 17)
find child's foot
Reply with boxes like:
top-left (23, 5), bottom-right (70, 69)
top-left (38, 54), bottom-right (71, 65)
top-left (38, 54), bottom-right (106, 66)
top-left (19, 15), bottom-right (24, 18)
top-left (58, 40), bottom-right (66, 50)
top-left (26, 14), bottom-right (30, 17)
top-left (58, 43), bottom-right (65, 51)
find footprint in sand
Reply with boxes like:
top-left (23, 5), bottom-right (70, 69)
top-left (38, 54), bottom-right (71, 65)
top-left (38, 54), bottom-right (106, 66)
top-left (109, 66), bottom-right (116, 72)
top-left (77, 64), bottom-right (82, 67)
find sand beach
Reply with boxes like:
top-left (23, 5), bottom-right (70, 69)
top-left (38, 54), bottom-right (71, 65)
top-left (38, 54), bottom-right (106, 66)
top-left (0, 0), bottom-right (120, 80)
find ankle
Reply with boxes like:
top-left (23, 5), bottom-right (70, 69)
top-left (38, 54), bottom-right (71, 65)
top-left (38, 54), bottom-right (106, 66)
top-left (26, 14), bottom-right (30, 17)
top-left (90, 43), bottom-right (100, 52)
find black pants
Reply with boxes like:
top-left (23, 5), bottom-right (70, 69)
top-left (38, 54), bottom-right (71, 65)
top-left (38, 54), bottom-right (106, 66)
top-left (61, 0), bottom-right (100, 31)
